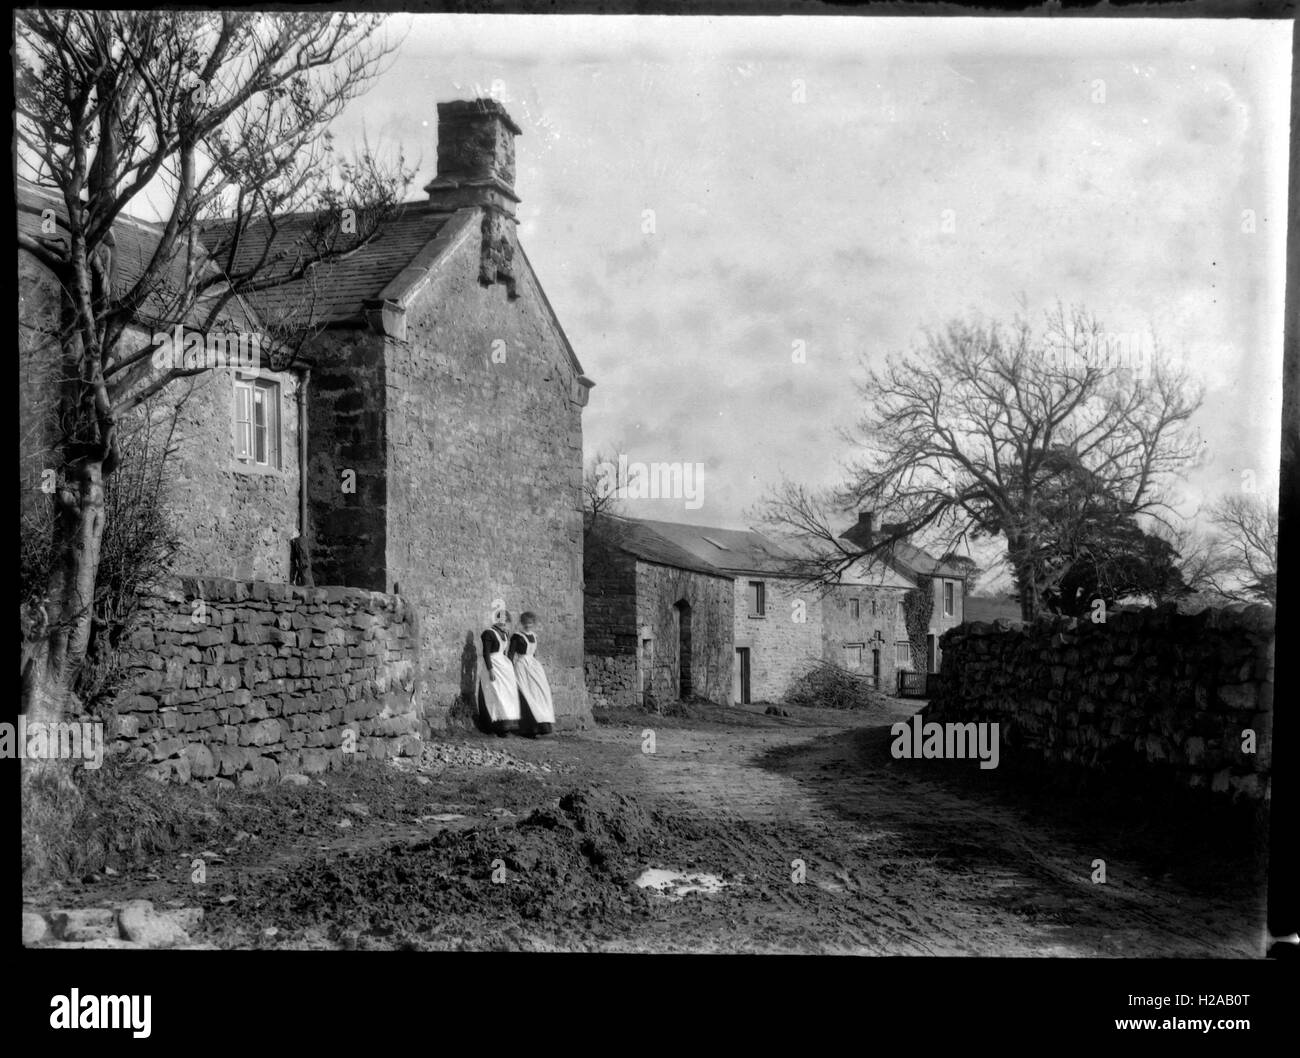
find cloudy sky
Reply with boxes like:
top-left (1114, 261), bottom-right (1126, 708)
top-left (329, 15), bottom-right (1289, 579)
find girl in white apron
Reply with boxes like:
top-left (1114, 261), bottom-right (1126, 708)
top-left (477, 613), bottom-right (521, 736)
top-left (509, 611), bottom-right (556, 736)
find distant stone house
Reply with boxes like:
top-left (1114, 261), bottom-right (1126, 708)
top-left (838, 510), bottom-right (969, 677)
top-left (19, 98), bottom-right (595, 731)
top-left (584, 511), bottom-right (964, 707)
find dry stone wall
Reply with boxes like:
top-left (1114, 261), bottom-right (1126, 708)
top-left (927, 604), bottom-right (1275, 802)
top-left (108, 577), bottom-right (421, 788)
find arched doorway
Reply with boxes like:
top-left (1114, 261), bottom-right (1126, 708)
top-left (673, 599), bottom-right (692, 699)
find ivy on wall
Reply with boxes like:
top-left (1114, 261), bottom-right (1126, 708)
top-left (902, 575), bottom-right (933, 672)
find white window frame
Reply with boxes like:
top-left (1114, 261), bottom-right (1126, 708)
top-left (843, 643), bottom-right (864, 670)
top-left (748, 580), bottom-right (766, 618)
top-left (849, 598), bottom-right (860, 620)
top-left (234, 373), bottom-right (281, 470)
top-left (944, 580), bottom-right (955, 618)
top-left (895, 640), bottom-right (911, 669)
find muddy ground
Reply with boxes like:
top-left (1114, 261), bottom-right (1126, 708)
top-left (23, 699), bottom-right (1268, 955)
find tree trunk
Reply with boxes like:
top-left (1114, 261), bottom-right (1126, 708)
top-left (1007, 537), bottom-right (1041, 623)
top-left (23, 459), bottom-right (107, 725)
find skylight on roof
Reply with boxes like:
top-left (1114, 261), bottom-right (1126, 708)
top-left (700, 535), bottom-right (731, 550)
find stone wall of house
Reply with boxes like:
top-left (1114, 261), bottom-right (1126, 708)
top-left (582, 534), bottom-right (639, 709)
top-left (929, 575), bottom-right (965, 639)
top-left (108, 577), bottom-right (420, 787)
top-left (166, 366), bottom-right (301, 583)
top-left (734, 577), bottom-right (825, 703)
top-left (926, 605), bottom-right (1275, 802)
top-left (636, 561), bottom-right (734, 707)
top-left (20, 252), bottom-right (300, 584)
top-left (820, 585), bottom-right (909, 691)
top-left (381, 218), bottom-right (589, 728)
top-left (305, 327), bottom-right (389, 591)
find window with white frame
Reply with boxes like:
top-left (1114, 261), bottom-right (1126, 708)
top-left (234, 375), bottom-right (281, 469)
top-left (849, 598), bottom-right (860, 620)
top-left (843, 643), bottom-right (864, 670)
top-left (895, 640), bottom-right (911, 668)
top-left (944, 580), bottom-right (955, 617)
top-left (748, 581), bottom-right (766, 617)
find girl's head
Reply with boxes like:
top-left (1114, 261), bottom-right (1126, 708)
top-left (519, 611), bottom-right (538, 631)
top-left (494, 609), bottom-right (512, 629)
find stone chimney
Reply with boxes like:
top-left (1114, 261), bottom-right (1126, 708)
top-left (423, 98), bottom-right (522, 298)
top-left (424, 98), bottom-right (522, 218)
top-left (856, 509), bottom-right (877, 546)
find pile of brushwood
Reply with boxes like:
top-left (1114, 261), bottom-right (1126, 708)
top-left (781, 658), bottom-right (893, 712)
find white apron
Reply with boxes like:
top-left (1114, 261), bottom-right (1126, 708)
top-left (477, 627), bottom-right (521, 722)
top-left (512, 632), bottom-right (556, 724)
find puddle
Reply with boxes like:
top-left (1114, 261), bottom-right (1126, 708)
top-left (633, 868), bottom-right (728, 900)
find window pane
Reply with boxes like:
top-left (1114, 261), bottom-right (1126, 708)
top-left (234, 383), bottom-right (251, 459)
top-left (265, 385), bottom-right (279, 468)
top-left (253, 385), bottom-right (271, 465)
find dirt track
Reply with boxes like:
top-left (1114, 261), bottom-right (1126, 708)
top-left (25, 700), bottom-right (1267, 955)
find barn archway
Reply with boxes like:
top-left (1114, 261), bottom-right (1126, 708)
top-left (673, 599), bottom-right (692, 699)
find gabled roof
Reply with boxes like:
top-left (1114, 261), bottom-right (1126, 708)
top-left (17, 181), bottom-right (258, 332)
top-left (594, 515), bottom-right (733, 579)
top-left (622, 518), bottom-right (797, 577)
top-left (198, 201), bottom-right (458, 326)
top-left (199, 201), bottom-right (591, 383)
top-left (838, 519), bottom-right (967, 579)
top-left (20, 180), bottom-right (591, 385)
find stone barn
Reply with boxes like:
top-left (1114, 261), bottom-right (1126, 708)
top-left (583, 515), bottom-right (734, 710)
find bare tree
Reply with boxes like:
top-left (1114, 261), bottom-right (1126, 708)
top-left (582, 441), bottom-right (648, 525)
top-left (1205, 493), bottom-right (1279, 604)
top-left (17, 11), bottom-right (412, 721)
top-left (755, 306), bottom-right (1203, 620)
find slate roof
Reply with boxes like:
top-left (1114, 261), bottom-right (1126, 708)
top-left (20, 174), bottom-right (591, 384)
top-left (197, 202), bottom-right (458, 325)
top-left (614, 518), bottom-right (799, 577)
top-left (602, 514), bottom-right (957, 585)
top-left (200, 200), bottom-right (590, 382)
top-left (595, 515), bottom-right (734, 579)
top-left (17, 181), bottom-right (258, 332)
top-left (838, 519), bottom-right (967, 579)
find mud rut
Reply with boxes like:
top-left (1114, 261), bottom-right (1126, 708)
top-left (564, 704), bottom-right (1262, 957)
top-left (28, 703), bottom-right (1264, 955)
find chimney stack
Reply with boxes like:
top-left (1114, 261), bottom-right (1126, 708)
top-left (857, 509), bottom-right (876, 547)
top-left (424, 99), bottom-right (522, 218)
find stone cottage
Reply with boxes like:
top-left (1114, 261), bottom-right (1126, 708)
top-left (20, 99), bottom-right (595, 764)
top-left (838, 510), bottom-right (968, 677)
top-left (228, 98), bottom-right (595, 727)
top-left (584, 512), bottom-right (963, 707)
